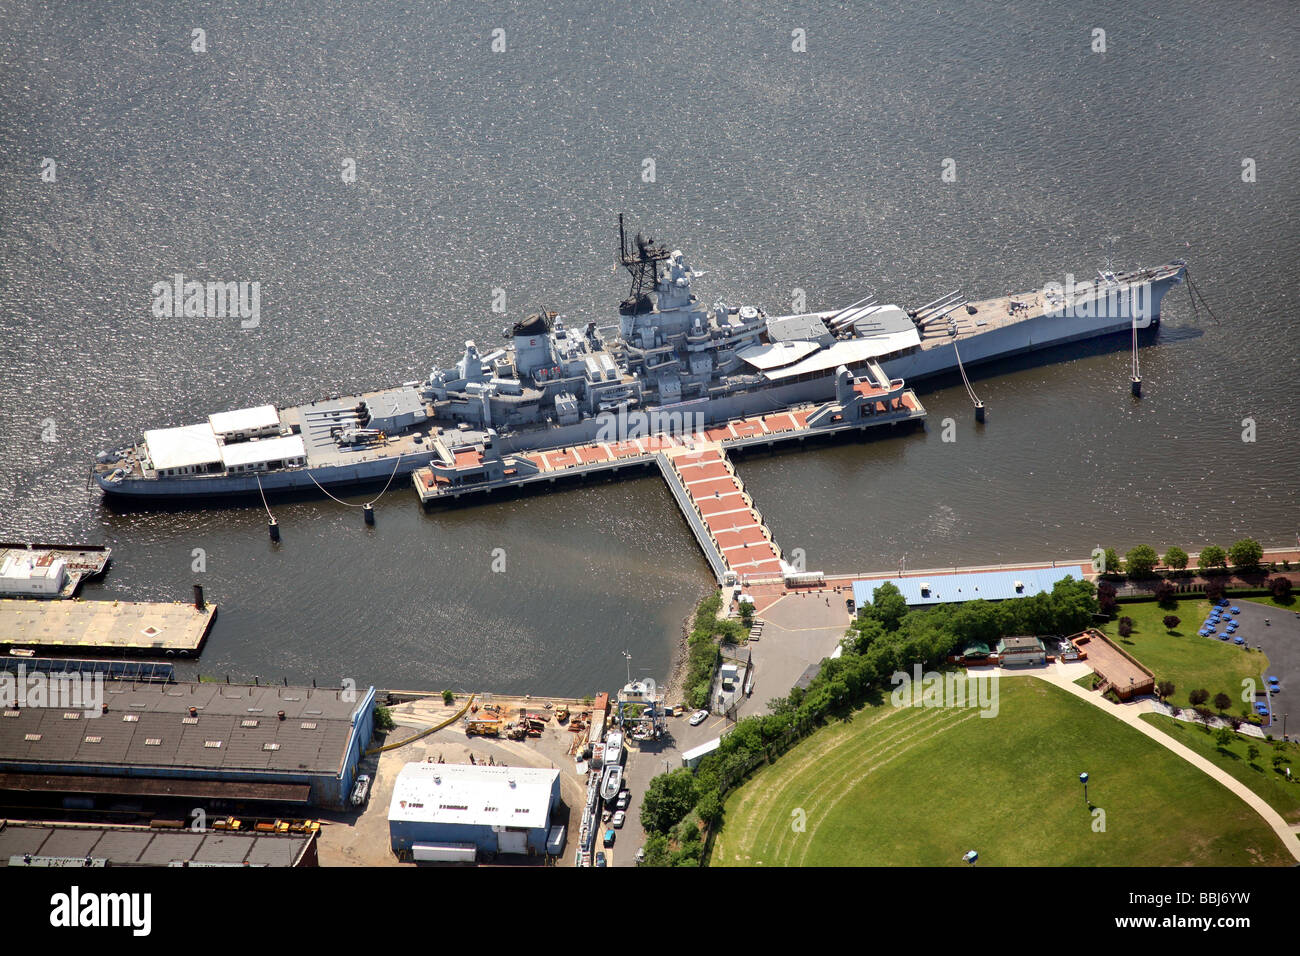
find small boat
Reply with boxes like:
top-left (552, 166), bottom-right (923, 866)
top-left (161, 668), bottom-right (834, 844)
top-left (601, 765), bottom-right (623, 802)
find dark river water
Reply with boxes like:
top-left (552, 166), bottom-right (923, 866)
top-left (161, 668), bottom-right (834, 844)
top-left (1, 1), bottom-right (1296, 695)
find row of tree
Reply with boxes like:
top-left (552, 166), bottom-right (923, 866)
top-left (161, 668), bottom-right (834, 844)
top-left (639, 576), bottom-right (1100, 865)
top-left (1098, 538), bottom-right (1266, 578)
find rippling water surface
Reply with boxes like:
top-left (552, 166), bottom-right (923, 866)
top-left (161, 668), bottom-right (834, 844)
top-left (0, 1), bottom-right (1296, 694)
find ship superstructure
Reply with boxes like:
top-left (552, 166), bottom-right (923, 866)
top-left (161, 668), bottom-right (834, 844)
top-left (93, 218), bottom-right (1186, 501)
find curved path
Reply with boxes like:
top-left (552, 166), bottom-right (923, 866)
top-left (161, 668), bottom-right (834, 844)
top-left (987, 662), bottom-right (1300, 862)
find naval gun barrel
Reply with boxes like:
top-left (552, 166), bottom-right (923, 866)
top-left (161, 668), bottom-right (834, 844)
top-left (917, 300), bottom-right (968, 328)
top-left (826, 295), bottom-right (879, 333)
top-left (823, 293), bottom-right (877, 327)
top-left (910, 290), bottom-right (962, 320)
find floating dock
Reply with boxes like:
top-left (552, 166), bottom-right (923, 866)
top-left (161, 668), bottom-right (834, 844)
top-left (0, 599), bottom-right (215, 658)
top-left (414, 369), bottom-right (925, 583)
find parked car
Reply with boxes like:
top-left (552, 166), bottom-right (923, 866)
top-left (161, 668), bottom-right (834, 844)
top-left (635, 847), bottom-right (645, 864)
top-left (612, 811), bottom-right (626, 828)
top-left (603, 828), bottom-right (616, 847)
top-left (615, 791), bottom-right (629, 811)
top-left (350, 774), bottom-right (371, 806)
top-left (595, 852), bottom-right (607, 867)
top-left (689, 709), bottom-right (709, 726)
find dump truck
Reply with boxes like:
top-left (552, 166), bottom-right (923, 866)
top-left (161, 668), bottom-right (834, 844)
top-left (466, 718), bottom-right (502, 737)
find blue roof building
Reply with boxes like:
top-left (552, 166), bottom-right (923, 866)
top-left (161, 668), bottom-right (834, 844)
top-left (852, 567), bottom-right (1080, 609)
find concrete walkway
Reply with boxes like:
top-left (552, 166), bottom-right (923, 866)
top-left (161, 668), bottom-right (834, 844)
top-left (982, 661), bottom-right (1300, 862)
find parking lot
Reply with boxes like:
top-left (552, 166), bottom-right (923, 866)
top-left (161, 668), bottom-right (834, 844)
top-left (1234, 598), bottom-right (1298, 734)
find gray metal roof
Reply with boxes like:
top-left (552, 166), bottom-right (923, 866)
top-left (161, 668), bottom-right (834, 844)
top-left (0, 680), bottom-right (368, 776)
top-left (0, 821), bottom-right (311, 867)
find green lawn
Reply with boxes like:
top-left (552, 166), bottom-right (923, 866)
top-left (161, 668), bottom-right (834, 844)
top-left (1140, 714), bottom-right (1300, 823)
top-left (1104, 599), bottom-right (1265, 712)
top-left (710, 679), bottom-right (1292, 866)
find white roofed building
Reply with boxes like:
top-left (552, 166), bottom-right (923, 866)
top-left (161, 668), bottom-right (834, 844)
top-left (387, 762), bottom-right (561, 861)
top-left (142, 424), bottom-right (223, 477)
top-left (209, 405), bottom-right (281, 442)
top-left (220, 434), bottom-right (307, 472)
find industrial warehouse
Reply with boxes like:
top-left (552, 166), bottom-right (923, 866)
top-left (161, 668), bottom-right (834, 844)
top-left (0, 680), bottom-right (376, 811)
top-left (387, 762), bottom-right (563, 862)
top-left (1, 819), bottom-right (318, 867)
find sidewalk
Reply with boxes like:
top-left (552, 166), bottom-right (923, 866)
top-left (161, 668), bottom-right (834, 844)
top-left (990, 662), bottom-right (1300, 862)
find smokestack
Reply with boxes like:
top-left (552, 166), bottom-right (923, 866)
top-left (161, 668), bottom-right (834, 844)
top-left (192, 583), bottom-right (205, 610)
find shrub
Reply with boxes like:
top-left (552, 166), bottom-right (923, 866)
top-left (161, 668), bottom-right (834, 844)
top-left (373, 705), bottom-right (395, 732)
top-left (1117, 616), bottom-right (1134, 638)
top-left (1269, 576), bottom-right (1292, 600)
top-left (442, 689), bottom-right (455, 706)
top-left (1097, 581), bottom-right (1118, 615)
top-left (1162, 614), bottom-right (1180, 631)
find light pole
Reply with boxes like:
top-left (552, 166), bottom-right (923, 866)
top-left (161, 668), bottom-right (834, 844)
top-left (1079, 771), bottom-right (1090, 807)
top-left (622, 650), bottom-right (632, 686)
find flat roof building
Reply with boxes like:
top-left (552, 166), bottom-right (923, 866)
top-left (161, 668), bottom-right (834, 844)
top-left (852, 567), bottom-right (1081, 609)
top-left (0, 680), bottom-right (375, 810)
top-left (142, 424), bottom-right (223, 476)
top-left (219, 434), bottom-right (307, 472)
top-left (388, 762), bottom-right (561, 861)
top-left (208, 405), bottom-right (281, 441)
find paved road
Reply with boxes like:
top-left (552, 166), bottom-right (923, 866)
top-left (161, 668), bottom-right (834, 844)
top-left (614, 592), bottom-right (851, 865)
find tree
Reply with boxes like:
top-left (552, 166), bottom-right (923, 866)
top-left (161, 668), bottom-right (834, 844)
top-left (1204, 578), bottom-right (1226, 603)
top-left (1213, 692), bottom-right (1231, 713)
top-left (373, 705), bottom-right (395, 732)
top-left (640, 832), bottom-right (671, 867)
top-left (1155, 680), bottom-right (1175, 702)
top-left (1198, 545), bottom-right (1228, 574)
top-left (1246, 743), bottom-right (1260, 765)
top-left (1096, 580), bottom-right (1118, 616)
top-left (695, 789), bottom-right (723, 825)
top-left (1194, 705), bottom-right (1215, 728)
top-left (1215, 727), bottom-right (1234, 750)
top-left (1162, 614), bottom-right (1180, 632)
top-left (1117, 616), bottom-right (1134, 638)
top-left (1188, 688), bottom-right (1210, 707)
top-left (870, 582), bottom-right (909, 632)
top-left (1125, 545), bottom-right (1159, 578)
top-left (1154, 580), bottom-right (1177, 608)
top-left (640, 769), bottom-right (699, 834)
top-left (441, 689), bottom-right (455, 705)
top-left (1100, 548), bottom-right (1122, 576)
top-left (1163, 546), bottom-right (1189, 571)
top-left (1228, 538), bottom-right (1264, 570)
top-left (1272, 753), bottom-right (1290, 773)
top-left (1269, 576), bottom-right (1292, 600)
top-left (738, 600), bottom-right (755, 627)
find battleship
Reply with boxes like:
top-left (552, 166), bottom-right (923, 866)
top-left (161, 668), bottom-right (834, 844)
top-left (94, 218), bottom-right (1186, 502)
